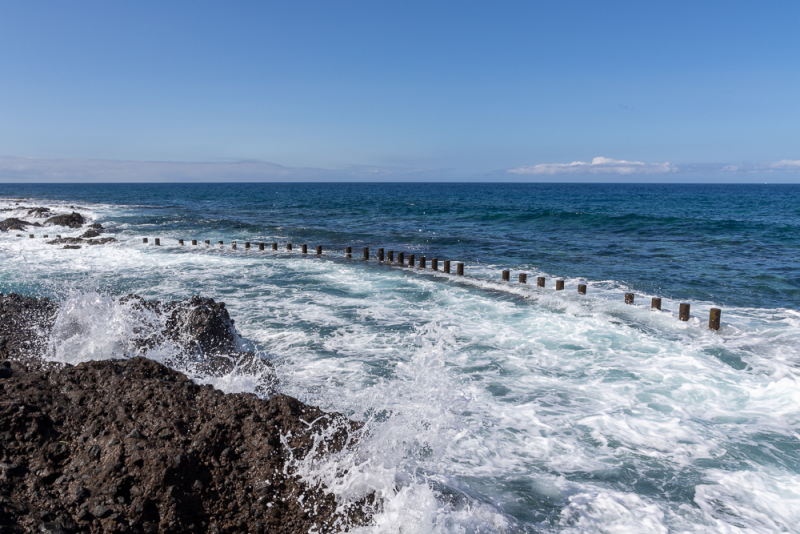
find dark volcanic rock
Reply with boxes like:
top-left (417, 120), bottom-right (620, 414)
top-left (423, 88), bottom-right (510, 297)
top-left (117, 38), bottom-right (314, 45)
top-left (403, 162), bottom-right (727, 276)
top-left (0, 293), bottom-right (274, 393)
top-left (26, 207), bottom-right (51, 218)
top-left (0, 357), bottom-right (370, 533)
top-left (80, 229), bottom-right (101, 238)
top-left (118, 295), bottom-right (238, 356)
top-left (1, 293), bottom-right (236, 360)
top-left (44, 212), bottom-right (85, 228)
top-left (63, 245), bottom-right (81, 250)
top-left (88, 223), bottom-right (103, 230)
top-left (0, 218), bottom-right (31, 232)
top-left (47, 237), bottom-right (116, 246)
top-left (0, 294), bottom-right (59, 367)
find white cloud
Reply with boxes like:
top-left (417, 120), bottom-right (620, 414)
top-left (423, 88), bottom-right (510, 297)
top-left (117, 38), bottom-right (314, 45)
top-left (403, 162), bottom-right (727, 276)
top-left (508, 157), bottom-right (677, 175)
top-left (769, 160), bottom-right (800, 171)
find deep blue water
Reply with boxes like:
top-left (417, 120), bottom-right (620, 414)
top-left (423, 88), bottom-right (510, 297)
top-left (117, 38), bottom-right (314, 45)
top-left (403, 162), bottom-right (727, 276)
top-left (3, 182), bottom-right (798, 310)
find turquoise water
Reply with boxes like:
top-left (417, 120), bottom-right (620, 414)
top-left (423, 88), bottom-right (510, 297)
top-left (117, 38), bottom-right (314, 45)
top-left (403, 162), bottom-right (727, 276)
top-left (2, 183), bottom-right (799, 532)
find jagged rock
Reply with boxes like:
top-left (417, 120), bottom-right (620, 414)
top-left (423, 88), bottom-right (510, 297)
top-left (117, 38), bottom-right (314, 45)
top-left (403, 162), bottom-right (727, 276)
top-left (43, 212), bottom-right (85, 228)
top-left (0, 294), bottom-right (271, 393)
top-left (26, 207), bottom-right (51, 218)
top-left (79, 229), bottom-right (101, 238)
top-left (88, 223), bottom-right (103, 229)
top-left (0, 293), bottom-right (59, 367)
top-left (0, 358), bottom-right (370, 534)
top-left (63, 245), bottom-right (81, 250)
top-left (47, 237), bottom-right (115, 246)
top-left (0, 218), bottom-right (30, 232)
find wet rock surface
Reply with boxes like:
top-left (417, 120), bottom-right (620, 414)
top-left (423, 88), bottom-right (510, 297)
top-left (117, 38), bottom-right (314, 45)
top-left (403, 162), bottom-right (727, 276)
top-left (27, 207), bottom-right (52, 218)
top-left (44, 212), bottom-right (86, 228)
top-left (0, 218), bottom-right (36, 232)
top-left (0, 357), bottom-right (369, 533)
top-left (0, 294), bottom-right (271, 390)
top-left (0, 294), bottom-right (59, 370)
top-left (47, 237), bottom-right (116, 246)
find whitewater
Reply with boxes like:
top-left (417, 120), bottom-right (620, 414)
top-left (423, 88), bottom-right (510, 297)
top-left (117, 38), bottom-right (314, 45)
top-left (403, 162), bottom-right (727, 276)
top-left (2, 183), bottom-right (799, 533)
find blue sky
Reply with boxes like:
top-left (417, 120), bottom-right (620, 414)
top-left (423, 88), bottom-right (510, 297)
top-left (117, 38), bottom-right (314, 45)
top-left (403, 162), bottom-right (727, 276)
top-left (1, 1), bottom-right (799, 182)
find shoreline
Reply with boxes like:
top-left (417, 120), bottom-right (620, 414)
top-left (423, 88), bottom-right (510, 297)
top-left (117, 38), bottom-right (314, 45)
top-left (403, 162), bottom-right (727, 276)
top-left (0, 293), bottom-right (373, 533)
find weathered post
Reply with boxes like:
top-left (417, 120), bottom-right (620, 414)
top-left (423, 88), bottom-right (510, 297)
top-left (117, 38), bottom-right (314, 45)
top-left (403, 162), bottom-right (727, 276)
top-left (556, 280), bottom-right (564, 290)
top-left (56, 235), bottom-right (61, 239)
top-left (432, 258), bottom-right (438, 271)
top-left (205, 240), bottom-right (210, 246)
top-left (316, 245), bottom-right (322, 255)
top-left (408, 254), bottom-right (415, 267)
top-left (537, 277), bottom-right (545, 287)
top-left (29, 234), bottom-right (34, 239)
top-left (457, 262), bottom-right (464, 276)
top-left (578, 284), bottom-right (586, 294)
top-left (43, 235), bottom-right (48, 238)
top-left (502, 270), bottom-right (510, 281)
top-left (302, 244), bottom-right (307, 254)
top-left (378, 248), bottom-right (384, 261)
top-left (346, 246), bottom-right (352, 258)
top-left (651, 298), bottom-right (661, 310)
top-left (519, 273), bottom-right (527, 284)
top-left (363, 247), bottom-right (369, 260)
top-left (625, 293), bottom-right (634, 304)
top-left (398, 251), bottom-right (404, 264)
top-left (709, 308), bottom-right (721, 330)
top-left (679, 303), bottom-right (691, 321)
top-left (443, 260), bottom-right (451, 273)
top-left (287, 243), bottom-right (292, 251)
top-left (388, 250), bottom-right (394, 262)
top-left (179, 239), bottom-right (184, 245)
top-left (143, 237), bottom-right (148, 244)
top-left (419, 256), bottom-right (426, 268)
top-left (272, 243), bottom-right (278, 251)
top-left (259, 242), bottom-right (264, 251)
top-left (245, 242), bottom-right (250, 249)
top-left (231, 242), bottom-right (236, 250)
top-left (218, 240), bottom-right (223, 245)
top-left (192, 239), bottom-right (198, 246)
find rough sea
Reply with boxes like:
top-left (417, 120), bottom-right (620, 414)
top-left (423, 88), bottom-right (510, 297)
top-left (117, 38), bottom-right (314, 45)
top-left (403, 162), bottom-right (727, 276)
top-left (2, 182), bottom-right (799, 533)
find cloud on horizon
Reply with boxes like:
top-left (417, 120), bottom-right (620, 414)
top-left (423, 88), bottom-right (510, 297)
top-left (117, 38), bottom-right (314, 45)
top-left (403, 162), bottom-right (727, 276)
top-left (768, 159), bottom-right (800, 171)
top-left (508, 157), bottom-right (678, 175)
top-left (508, 157), bottom-right (800, 177)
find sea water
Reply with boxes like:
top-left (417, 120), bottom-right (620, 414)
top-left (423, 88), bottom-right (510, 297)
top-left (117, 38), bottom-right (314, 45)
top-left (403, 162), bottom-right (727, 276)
top-left (1, 183), bottom-right (799, 533)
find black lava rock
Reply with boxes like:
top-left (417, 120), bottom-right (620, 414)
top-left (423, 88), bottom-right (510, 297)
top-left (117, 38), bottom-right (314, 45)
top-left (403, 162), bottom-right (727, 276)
top-left (44, 212), bottom-right (85, 228)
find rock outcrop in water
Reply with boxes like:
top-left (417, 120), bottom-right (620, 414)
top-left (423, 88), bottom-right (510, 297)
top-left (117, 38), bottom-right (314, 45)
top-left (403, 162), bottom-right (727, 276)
top-left (27, 207), bottom-right (52, 218)
top-left (46, 237), bottom-right (117, 247)
top-left (0, 294), bottom-right (373, 532)
top-left (0, 218), bottom-right (37, 232)
top-left (1, 209), bottom-right (89, 233)
top-left (0, 294), bottom-right (273, 393)
top-left (0, 357), bottom-right (367, 533)
top-left (44, 212), bottom-right (86, 228)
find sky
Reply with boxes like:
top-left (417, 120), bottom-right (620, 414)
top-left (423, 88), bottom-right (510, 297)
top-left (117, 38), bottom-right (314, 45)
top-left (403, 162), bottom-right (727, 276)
top-left (1, 1), bottom-right (799, 182)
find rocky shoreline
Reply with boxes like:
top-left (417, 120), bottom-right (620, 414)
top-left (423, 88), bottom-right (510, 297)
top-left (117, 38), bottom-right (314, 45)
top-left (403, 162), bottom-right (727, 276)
top-left (1, 206), bottom-right (115, 248)
top-left (0, 294), bottom-right (372, 533)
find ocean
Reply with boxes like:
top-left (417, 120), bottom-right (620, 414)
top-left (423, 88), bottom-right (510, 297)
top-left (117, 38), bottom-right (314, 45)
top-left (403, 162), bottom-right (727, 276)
top-left (2, 182), bottom-right (799, 532)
